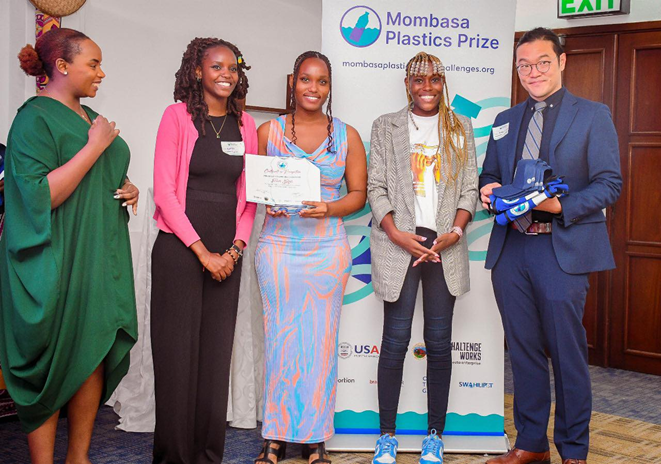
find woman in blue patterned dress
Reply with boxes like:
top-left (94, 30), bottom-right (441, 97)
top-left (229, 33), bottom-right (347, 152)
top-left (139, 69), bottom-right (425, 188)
top-left (254, 51), bottom-right (367, 464)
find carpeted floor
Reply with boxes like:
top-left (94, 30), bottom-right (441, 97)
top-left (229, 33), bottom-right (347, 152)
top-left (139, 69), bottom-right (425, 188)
top-left (1, 358), bottom-right (660, 463)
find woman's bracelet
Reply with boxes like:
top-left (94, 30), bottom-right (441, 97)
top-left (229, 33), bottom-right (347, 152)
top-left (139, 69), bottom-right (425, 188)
top-left (450, 226), bottom-right (463, 238)
top-left (226, 244), bottom-right (243, 264)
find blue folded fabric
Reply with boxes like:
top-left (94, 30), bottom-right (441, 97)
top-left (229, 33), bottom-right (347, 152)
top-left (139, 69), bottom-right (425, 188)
top-left (492, 159), bottom-right (553, 200)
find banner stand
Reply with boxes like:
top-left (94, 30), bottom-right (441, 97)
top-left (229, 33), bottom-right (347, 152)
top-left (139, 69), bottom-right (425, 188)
top-left (322, 0), bottom-right (517, 455)
top-left (328, 433), bottom-right (509, 454)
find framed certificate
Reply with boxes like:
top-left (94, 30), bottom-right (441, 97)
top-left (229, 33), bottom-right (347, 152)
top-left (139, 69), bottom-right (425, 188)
top-left (245, 154), bottom-right (321, 206)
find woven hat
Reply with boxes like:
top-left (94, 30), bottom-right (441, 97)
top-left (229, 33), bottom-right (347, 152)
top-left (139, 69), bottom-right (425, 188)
top-left (30, 0), bottom-right (86, 17)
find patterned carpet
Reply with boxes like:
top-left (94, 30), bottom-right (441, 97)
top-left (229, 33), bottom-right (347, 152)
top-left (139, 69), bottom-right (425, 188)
top-left (284, 394), bottom-right (661, 464)
top-left (1, 357), bottom-right (660, 463)
top-left (1, 393), bottom-right (660, 463)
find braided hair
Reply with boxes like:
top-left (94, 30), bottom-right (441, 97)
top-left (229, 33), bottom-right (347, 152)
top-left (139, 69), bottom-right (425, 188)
top-left (406, 51), bottom-right (468, 183)
top-left (289, 51), bottom-right (335, 153)
top-left (174, 37), bottom-right (250, 135)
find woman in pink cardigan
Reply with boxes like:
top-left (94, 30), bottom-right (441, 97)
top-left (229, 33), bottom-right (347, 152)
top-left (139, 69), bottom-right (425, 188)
top-left (150, 37), bottom-right (257, 464)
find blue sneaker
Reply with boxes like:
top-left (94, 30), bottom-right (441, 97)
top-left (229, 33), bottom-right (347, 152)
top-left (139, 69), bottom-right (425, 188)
top-left (372, 433), bottom-right (398, 464)
top-left (420, 429), bottom-right (444, 463)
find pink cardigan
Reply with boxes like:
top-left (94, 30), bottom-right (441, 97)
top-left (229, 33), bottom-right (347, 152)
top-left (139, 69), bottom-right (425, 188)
top-left (153, 102), bottom-right (257, 247)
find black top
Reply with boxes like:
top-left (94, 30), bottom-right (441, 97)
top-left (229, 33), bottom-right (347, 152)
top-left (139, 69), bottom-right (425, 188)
top-left (188, 114), bottom-right (243, 195)
top-left (515, 87), bottom-right (566, 222)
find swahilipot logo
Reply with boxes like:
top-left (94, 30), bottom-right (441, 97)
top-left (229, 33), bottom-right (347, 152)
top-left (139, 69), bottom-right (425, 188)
top-left (340, 5), bottom-right (382, 47)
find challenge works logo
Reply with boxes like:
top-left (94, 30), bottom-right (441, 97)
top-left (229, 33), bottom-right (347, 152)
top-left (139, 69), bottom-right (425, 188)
top-left (452, 341), bottom-right (483, 366)
top-left (340, 6), bottom-right (382, 47)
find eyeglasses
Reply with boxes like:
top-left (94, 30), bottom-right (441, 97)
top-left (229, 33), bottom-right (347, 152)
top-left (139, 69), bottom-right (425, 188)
top-left (516, 60), bottom-right (552, 76)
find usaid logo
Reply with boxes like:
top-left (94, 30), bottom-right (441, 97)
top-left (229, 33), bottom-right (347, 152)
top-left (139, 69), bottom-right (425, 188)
top-left (338, 342), bottom-right (353, 359)
top-left (340, 5), bottom-right (382, 47)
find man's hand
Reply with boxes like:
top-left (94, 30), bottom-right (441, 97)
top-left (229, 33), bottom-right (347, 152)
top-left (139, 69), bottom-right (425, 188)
top-left (534, 196), bottom-right (562, 214)
top-left (480, 182), bottom-right (501, 210)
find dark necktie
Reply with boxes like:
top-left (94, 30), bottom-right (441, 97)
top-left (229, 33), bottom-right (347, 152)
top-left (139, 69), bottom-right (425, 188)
top-left (514, 101), bottom-right (547, 232)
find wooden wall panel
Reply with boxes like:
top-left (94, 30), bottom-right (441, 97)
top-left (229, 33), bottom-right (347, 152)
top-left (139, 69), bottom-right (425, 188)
top-left (631, 48), bottom-right (661, 134)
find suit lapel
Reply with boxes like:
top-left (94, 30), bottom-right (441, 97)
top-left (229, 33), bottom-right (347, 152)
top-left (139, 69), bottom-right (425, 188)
top-left (549, 91), bottom-right (578, 167)
top-left (505, 102), bottom-right (527, 183)
top-left (392, 107), bottom-right (416, 218)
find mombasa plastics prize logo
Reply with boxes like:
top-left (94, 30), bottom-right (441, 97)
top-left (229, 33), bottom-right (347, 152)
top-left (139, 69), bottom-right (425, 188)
top-left (340, 5), bottom-right (382, 47)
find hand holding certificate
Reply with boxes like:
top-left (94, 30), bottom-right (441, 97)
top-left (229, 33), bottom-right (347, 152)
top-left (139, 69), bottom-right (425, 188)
top-left (245, 154), bottom-right (321, 207)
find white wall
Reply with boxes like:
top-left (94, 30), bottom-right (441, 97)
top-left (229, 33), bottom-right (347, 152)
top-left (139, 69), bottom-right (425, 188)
top-left (0, 0), bottom-right (322, 238)
top-left (0, 0), bottom-right (35, 145)
top-left (65, 0), bottom-right (320, 236)
top-left (516, 0), bottom-right (661, 31)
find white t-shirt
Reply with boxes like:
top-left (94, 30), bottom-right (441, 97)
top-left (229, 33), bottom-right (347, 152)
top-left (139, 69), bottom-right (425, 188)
top-left (408, 112), bottom-right (442, 231)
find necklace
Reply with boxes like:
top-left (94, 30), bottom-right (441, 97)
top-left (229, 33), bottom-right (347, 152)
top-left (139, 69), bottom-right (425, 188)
top-left (78, 108), bottom-right (91, 123)
top-left (409, 110), bottom-right (419, 130)
top-left (209, 114), bottom-right (228, 139)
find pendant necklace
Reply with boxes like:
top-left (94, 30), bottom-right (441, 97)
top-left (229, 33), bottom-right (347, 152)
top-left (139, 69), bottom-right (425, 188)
top-left (209, 114), bottom-right (228, 139)
top-left (78, 108), bottom-right (91, 123)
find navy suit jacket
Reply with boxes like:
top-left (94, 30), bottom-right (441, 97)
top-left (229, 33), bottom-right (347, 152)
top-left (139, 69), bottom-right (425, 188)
top-left (479, 91), bottom-right (622, 274)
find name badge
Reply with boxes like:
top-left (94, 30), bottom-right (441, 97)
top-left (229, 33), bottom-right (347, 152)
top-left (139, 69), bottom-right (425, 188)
top-left (221, 141), bottom-right (245, 156)
top-left (492, 123), bottom-right (509, 141)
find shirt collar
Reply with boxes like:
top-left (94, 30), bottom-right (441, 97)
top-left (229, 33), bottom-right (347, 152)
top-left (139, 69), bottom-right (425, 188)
top-left (528, 86), bottom-right (566, 111)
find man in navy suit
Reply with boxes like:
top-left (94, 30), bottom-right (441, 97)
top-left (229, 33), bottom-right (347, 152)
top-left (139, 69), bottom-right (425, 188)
top-left (480, 28), bottom-right (622, 464)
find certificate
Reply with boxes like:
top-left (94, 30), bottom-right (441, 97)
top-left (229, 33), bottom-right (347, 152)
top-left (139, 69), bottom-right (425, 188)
top-left (245, 154), bottom-right (321, 206)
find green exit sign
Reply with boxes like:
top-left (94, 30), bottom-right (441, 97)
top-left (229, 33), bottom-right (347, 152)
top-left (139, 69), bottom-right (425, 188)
top-left (558, 0), bottom-right (630, 18)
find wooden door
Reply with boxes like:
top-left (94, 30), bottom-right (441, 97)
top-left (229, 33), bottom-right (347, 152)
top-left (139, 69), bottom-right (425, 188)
top-left (511, 34), bottom-right (616, 366)
top-left (610, 31), bottom-right (661, 376)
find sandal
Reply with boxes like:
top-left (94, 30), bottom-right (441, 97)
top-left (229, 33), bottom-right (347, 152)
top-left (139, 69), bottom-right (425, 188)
top-left (302, 442), bottom-right (331, 464)
top-left (255, 439), bottom-right (286, 464)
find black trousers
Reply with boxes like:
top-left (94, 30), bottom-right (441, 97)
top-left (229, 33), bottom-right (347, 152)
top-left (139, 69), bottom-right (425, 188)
top-left (151, 190), bottom-right (241, 464)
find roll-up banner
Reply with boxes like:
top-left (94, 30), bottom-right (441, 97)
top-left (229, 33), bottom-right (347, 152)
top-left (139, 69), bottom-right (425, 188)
top-left (322, 0), bottom-right (517, 454)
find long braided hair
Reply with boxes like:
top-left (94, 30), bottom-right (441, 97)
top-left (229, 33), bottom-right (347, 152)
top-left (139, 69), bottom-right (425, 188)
top-left (289, 51), bottom-right (335, 153)
top-left (174, 37), bottom-right (250, 135)
top-left (406, 51), bottom-right (467, 183)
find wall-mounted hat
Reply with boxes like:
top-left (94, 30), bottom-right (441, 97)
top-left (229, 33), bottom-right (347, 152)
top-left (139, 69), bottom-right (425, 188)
top-left (29, 0), bottom-right (86, 17)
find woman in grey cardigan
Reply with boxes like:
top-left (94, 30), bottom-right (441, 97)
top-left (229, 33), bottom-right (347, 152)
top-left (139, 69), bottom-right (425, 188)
top-left (367, 52), bottom-right (478, 464)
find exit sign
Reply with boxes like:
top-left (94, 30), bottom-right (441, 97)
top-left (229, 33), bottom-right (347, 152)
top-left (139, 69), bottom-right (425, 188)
top-left (558, 0), bottom-right (630, 18)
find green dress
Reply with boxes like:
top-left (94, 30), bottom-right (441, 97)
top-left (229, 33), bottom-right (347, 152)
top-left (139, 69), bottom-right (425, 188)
top-left (0, 96), bottom-right (138, 433)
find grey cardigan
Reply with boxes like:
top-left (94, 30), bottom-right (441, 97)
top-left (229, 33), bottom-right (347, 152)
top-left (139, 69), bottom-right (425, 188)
top-left (367, 106), bottom-right (478, 302)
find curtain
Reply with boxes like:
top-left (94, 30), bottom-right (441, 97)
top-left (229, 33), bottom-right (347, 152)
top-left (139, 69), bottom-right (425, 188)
top-left (107, 190), bottom-right (266, 432)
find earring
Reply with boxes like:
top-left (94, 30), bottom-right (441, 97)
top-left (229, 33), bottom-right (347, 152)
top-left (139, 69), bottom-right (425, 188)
top-left (196, 76), bottom-right (201, 82)
top-left (63, 71), bottom-right (68, 76)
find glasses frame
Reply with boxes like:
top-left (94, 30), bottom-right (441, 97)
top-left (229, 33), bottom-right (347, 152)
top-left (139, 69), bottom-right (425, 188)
top-left (516, 60), bottom-right (553, 76)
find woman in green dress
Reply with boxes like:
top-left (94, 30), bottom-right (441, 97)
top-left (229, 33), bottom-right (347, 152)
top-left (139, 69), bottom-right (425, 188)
top-left (0, 28), bottom-right (138, 464)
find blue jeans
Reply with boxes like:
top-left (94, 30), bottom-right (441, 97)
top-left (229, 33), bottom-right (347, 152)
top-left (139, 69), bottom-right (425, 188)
top-left (377, 227), bottom-right (456, 434)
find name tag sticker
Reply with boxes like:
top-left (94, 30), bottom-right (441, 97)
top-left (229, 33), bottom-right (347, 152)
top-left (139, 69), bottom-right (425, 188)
top-left (492, 123), bottom-right (509, 141)
top-left (221, 141), bottom-right (245, 156)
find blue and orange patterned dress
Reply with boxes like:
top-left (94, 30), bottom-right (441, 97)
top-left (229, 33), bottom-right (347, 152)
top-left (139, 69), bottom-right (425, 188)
top-left (255, 116), bottom-right (352, 443)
